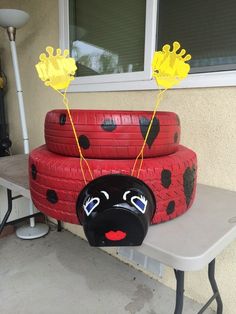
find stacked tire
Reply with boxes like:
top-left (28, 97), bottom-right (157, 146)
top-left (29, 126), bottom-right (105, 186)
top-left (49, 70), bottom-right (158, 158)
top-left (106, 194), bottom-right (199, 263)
top-left (29, 109), bottom-right (197, 226)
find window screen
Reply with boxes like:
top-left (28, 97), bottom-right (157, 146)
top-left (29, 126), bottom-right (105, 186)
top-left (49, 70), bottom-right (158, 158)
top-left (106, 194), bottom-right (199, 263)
top-left (157, 0), bottom-right (236, 73)
top-left (69, 0), bottom-right (146, 77)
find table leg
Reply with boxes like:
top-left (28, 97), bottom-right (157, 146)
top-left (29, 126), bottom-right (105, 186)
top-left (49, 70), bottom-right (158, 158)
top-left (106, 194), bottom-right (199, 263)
top-left (196, 259), bottom-right (223, 314)
top-left (174, 269), bottom-right (185, 314)
top-left (0, 189), bottom-right (13, 234)
top-left (0, 189), bottom-right (46, 237)
top-left (57, 220), bottom-right (62, 232)
top-left (208, 259), bottom-right (223, 314)
top-left (197, 259), bottom-right (223, 314)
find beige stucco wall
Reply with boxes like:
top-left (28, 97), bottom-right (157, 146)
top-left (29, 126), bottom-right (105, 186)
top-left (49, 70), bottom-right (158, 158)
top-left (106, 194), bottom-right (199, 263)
top-left (0, 0), bottom-right (235, 312)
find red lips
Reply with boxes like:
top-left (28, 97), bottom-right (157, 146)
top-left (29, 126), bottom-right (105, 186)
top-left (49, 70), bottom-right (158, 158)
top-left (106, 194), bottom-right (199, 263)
top-left (105, 230), bottom-right (127, 241)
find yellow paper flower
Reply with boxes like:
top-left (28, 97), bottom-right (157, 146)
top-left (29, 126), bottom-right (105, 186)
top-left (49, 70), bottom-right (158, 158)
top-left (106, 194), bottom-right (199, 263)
top-left (35, 47), bottom-right (77, 90)
top-left (152, 41), bottom-right (191, 89)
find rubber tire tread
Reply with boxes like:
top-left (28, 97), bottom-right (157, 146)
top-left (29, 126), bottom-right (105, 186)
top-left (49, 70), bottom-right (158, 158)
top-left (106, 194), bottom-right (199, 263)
top-left (45, 109), bottom-right (181, 159)
top-left (29, 145), bottom-right (197, 225)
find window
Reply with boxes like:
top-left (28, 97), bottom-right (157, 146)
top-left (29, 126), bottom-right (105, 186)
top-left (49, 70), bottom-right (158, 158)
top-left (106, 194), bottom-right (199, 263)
top-left (59, 0), bottom-right (157, 91)
top-left (69, 0), bottom-right (146, 77)
top-left (158, 0), bottom-right (236, 74)
top-left (59, 0), bottom-right (236, 91)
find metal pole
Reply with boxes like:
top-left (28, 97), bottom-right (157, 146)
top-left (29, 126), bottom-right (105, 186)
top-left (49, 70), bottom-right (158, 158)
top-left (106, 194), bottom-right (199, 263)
top-left (9, 41), bottom-right (30, 154)
top-left (7, 26), bottom-right (35, 228)
top-left (174, 269), bottom-right (185, 314)
top-left (208, 259), bottom-right (223, 314)
top-left (6, 27), bottom-right (49, 238)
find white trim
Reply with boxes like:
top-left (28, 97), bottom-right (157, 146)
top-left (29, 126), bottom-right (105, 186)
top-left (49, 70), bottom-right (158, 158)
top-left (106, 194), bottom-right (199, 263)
top-left (67, 71), bottom-right (236, 92)
top-left (177, 70), bottom-right (236, 89)
top-left (143, 0), bottom-right (158, 80)
top-left (59, 0), bottom-right (69, 51)
top-left (71, 71), bottom-right (148, 86)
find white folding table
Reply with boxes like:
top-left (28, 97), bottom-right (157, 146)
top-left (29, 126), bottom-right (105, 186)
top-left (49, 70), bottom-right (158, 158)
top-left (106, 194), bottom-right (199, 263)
top-left (0, 154), bottom-right (51, 234)
top-left (0, 155), bottom-right (236, 313)
top-left (138, 184), bottom-right (236, 313)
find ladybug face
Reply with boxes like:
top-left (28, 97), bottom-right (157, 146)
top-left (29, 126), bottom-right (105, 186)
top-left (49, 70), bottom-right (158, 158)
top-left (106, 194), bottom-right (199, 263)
top-left (76, 174), bottom-right (155, 247)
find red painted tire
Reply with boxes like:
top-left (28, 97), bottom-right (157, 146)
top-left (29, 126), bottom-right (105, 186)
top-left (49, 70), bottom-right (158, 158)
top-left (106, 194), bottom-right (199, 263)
top-left (45, 109), bottom-right (180, 159)
top-left (29, 145), bottom-right (197, 225)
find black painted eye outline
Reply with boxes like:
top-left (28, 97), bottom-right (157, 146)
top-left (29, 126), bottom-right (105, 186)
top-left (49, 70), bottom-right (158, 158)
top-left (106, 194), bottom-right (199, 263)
top-left (123, 191), bottom-right (148, 214)
top-left (83, 197), bottom-right (100, 216)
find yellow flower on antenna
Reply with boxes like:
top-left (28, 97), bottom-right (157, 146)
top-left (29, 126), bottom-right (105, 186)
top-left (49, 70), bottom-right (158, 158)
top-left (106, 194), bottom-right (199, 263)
top-left (35, 46), bottom-right (77, 90)
top-left (152, 41), bottom-right (191, 89)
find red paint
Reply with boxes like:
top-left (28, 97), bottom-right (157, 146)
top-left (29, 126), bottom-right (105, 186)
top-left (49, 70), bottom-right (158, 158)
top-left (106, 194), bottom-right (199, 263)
top-left (45, 109), bottom-right (180, 159)
top-left (105, 230), bottom-right (127, 241)
top-left (29, 145), bottom-right (197, 225)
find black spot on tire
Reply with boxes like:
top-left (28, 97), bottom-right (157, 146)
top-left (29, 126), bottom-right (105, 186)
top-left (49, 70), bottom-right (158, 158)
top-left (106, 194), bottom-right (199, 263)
top-left (31, 164), bottom-right (37, 180)
top-left (59, 113), bottom-right (66, 125)
top-left (139, 116), bottom-right (160, 148)
top-left (101, 119), bottom-right (117, 132)
top-left (79, 135), bottom-right (90, 149)
top-left (161, 169), bottom-right (172, 188)
top-left (46, 189), bottom-right (58, 204)
top-left (166, 201), bottom-right (175, 214)
top-left (174, 132), bottom-right (178, 143)
top-left (183, 166), bottom-right (196, 206)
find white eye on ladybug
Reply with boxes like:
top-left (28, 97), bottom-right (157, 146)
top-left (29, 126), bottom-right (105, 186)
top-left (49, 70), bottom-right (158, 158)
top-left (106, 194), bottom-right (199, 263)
top-left (83, 197), bottom-right (100, 216)
top-left (131, 195), bottom-right (148, 214)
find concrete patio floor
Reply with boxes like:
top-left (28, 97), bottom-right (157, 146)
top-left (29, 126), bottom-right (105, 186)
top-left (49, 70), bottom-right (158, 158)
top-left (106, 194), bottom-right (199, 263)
top-left (0, 226), bottom-right (215, 314)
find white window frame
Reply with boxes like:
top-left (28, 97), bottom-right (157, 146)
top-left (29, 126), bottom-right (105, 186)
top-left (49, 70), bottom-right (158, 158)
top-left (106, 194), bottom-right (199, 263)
top-left (59, 0), bottom-right (236, 92)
